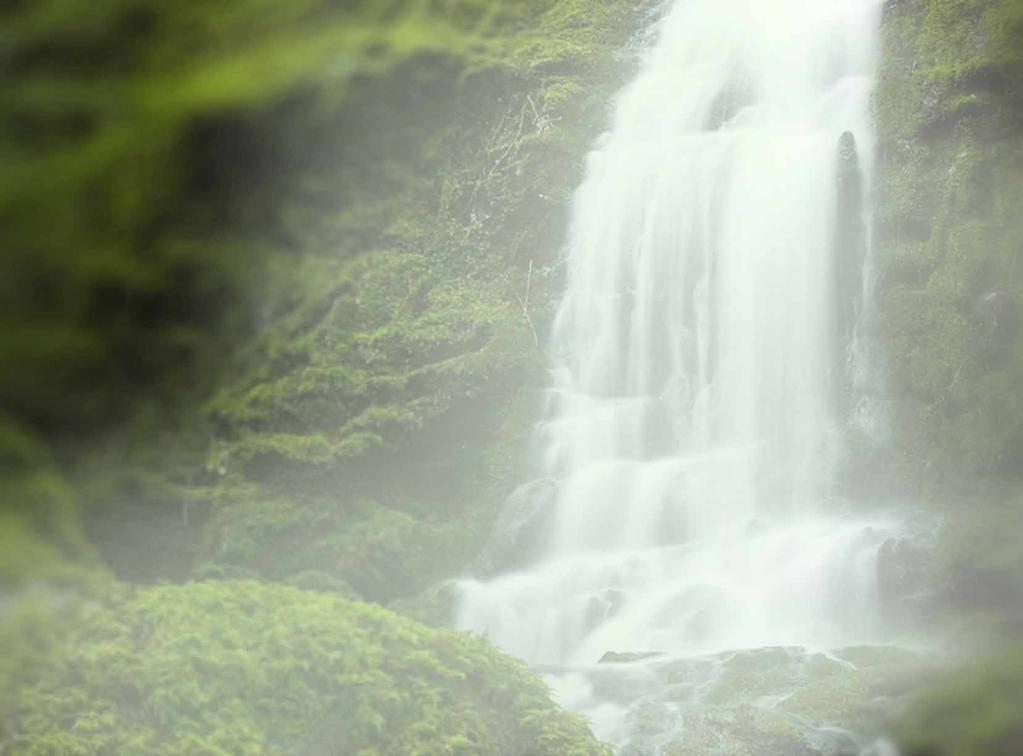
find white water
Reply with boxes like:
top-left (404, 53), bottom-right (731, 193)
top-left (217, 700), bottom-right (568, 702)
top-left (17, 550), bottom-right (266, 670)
top-left (457, 0), bottom-right (891, 746)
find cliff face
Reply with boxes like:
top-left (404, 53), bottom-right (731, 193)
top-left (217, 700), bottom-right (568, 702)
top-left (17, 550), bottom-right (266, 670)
top-left (872, 0), bottom-right (1023, 637)
top-left (0, 0), bottom-right (648, 592)
top-left (875, 0), bottom-right (1023, 485)
top-left (875, 3), bottom-right (1023, 752)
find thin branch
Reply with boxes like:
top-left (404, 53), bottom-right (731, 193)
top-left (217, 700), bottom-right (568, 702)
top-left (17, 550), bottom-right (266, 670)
top-left (516, 259), bottom-right (540, 348)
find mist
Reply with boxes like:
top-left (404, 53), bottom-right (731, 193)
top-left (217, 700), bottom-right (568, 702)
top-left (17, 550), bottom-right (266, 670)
top-left (2, 1), bottom-right (1022, 754)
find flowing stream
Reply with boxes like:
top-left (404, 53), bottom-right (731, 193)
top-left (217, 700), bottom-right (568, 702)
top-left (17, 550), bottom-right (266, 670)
top-left (456, 0), bottom-right (898, 751)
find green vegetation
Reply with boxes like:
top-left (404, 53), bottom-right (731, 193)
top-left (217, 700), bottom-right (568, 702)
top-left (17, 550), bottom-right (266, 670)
top-left (8, 581), bottom-right (610, 755)
top-left (1, 0), bottom-right (643, 591)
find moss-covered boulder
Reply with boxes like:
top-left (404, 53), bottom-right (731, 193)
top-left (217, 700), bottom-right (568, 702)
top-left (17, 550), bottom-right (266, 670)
top-left (8, 580), bottom-right (609, 755)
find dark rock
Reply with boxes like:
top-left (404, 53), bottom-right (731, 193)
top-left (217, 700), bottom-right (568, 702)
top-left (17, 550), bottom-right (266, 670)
top-left (832, 130), bottom-right (865, 416)
top-left (599, 651), bottom-right (666, 664)
top-left (473, 477), bottom-right (557, 575)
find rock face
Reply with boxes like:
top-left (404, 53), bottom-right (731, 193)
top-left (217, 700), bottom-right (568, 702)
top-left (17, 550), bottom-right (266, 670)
top-left (874, 3), bottom-right (1023, 752)
top-left (875, 0), bottom-right (1023, 484)
top-left (473, 477), bottom-right (558, 575)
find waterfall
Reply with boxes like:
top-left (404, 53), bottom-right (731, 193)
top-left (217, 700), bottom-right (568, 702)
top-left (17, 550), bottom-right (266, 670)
top-left (456, 0), bottom-right (893, 744)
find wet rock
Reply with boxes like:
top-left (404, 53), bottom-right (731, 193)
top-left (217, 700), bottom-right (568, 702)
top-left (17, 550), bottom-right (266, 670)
top-left (473, 478), bottom-right (557, 575)
top-left (877, 536), bottom-right (931, 621)
top-left (833, 130), bottom-right (865, 414)
top-left (974, 288), bottom-right (1016, 350)
top-left (600, 651), bottom-right (666, 664)
top-left (664, 706), bottom-right (818, 756)
top-left (588, 646), bottom-right (929, 756)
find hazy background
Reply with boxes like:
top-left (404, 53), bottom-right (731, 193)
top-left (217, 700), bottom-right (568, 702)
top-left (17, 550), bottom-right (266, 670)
top-left (1, 1), bottom-right (1022, 754)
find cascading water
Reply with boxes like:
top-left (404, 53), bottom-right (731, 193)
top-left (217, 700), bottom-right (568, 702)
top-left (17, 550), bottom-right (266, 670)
top-left (456, 0), bottom-right (896, 749)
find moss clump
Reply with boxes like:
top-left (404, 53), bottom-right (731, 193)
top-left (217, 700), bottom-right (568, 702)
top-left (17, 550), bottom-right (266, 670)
top-left (9, 580), bottom-right (609, 755)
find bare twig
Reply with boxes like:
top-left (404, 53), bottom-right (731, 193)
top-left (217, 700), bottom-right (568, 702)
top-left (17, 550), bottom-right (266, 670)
top-left (516, 259), bottom-right (540, 348)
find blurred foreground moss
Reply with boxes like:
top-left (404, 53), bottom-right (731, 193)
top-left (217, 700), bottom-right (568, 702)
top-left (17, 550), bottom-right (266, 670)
top-left (7, 580), bottom-right (608, 755)
top-left (0, 415), bottom-right (104, 588)
top-left (895, 649), bottom-right (1023, 756)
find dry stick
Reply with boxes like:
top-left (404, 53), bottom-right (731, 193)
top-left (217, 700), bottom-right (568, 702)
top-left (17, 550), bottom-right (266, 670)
top-left (526, 94), bottom-right (543, 128)
top-left (489, 101), bottom-right (529, 178)
top-left (465, 102), bottom-right (529, 240)
top-left (516, 259), bottom-right (540, 348)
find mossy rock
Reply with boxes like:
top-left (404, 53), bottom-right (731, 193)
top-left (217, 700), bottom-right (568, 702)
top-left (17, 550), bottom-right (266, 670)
top-left (664, 706), bottom-right (816, 756)
top-left (9, 580), bottom-right (610, 755)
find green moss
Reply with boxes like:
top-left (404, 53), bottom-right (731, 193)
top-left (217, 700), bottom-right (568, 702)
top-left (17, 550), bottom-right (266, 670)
top-left (9, 581), bottom-right (610, 755)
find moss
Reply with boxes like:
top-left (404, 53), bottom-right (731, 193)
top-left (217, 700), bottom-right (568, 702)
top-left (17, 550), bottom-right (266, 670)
top-left (9, 580), bottom-right (610, 755)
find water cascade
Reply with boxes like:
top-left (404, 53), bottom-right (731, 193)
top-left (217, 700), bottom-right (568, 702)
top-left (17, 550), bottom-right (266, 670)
top-left (456, 0), bottom-right (895, 749)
